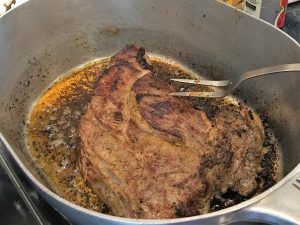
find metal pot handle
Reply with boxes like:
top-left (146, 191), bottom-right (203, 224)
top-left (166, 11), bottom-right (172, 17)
top-left (237, 164), bottom-right (300, 225)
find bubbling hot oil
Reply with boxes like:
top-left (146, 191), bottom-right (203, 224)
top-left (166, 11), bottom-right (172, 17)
top-left (27, 57), bottom-right (281, 214)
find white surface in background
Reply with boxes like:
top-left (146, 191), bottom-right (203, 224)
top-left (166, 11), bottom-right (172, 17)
top-left (289, 0), bottom-right (300, 3)
top-left (0, 0), bottom-right (27, 16)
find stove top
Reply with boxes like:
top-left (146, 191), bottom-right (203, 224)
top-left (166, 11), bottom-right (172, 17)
top-left (0, 141), bottom-right (70, 225)
top-left (0, 2), bottom-right (299, 225)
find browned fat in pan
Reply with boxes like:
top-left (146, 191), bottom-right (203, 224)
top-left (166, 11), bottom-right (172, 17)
top-left (26, 57), bottom-right (281, 217)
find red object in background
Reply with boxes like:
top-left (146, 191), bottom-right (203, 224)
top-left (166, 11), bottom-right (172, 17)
top-left (277, 10), bottom-right (287, 28)
top-left (276, 0), bottom-right (289, 28)
top-left (280, 0), bottom-right (288, 8)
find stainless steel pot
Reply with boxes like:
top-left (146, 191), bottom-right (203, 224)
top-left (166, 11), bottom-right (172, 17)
top-left (0, 0), bottom-right (299, 224)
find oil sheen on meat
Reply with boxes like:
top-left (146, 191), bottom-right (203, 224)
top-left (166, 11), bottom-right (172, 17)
top-left (27, 45), bottom-right (279, 218)
top-left (79, 45), bottom-right (266, 219)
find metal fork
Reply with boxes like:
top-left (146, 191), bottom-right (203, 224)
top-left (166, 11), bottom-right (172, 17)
top-left (170, 63), bottom-right (300, 98)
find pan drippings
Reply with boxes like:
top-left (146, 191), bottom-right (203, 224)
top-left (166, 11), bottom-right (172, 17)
top-left (26, 58), bottom-right (281, 214)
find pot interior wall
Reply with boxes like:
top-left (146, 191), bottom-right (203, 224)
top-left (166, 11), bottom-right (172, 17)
top-left (0, 0), bottom-right (299, 190)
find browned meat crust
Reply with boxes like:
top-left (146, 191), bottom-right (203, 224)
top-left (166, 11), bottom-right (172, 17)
top-left (79, 45), bottom-right (265, 219)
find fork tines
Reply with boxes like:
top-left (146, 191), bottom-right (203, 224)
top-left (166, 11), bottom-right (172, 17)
top-left (170, 78), bottom-right (230, 98)
top-left (170, 79), bottom-right (230, 87)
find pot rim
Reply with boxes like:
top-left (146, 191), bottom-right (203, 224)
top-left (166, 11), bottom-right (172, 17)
top-left (0, 0), bottom-right (299, 223)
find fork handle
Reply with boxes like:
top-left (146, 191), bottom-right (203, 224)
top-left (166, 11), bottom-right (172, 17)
top-left (237, 63), bottom-right (300, 88)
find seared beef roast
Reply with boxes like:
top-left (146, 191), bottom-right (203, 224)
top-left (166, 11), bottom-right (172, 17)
top-left (79, 45), bottom-right (265, 219)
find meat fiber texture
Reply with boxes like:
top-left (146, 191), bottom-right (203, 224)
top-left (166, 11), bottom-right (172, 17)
top-left (79, 45), bottom-right (265, 219)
